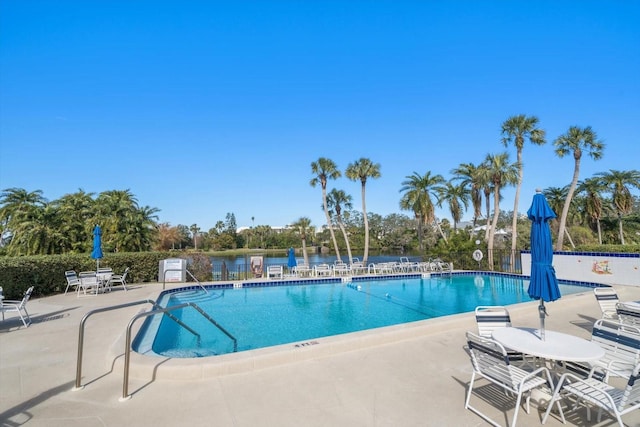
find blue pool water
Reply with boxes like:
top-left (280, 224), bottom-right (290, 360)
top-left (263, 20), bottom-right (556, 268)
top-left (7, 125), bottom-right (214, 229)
top-left (133, 273), bottom-right (596, 358)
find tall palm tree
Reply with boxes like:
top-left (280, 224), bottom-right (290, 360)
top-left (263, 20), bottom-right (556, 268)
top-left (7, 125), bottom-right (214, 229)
top-left (577, 177), bottom-right (607, 244)
top-left (345, 158), bottom-right (381, 265)
top-left (292, 217), bottom-right (313, 265)
top-left (190, 224), bottom-right (200, 250)
top-left (399, 191), bottom-right (426, 251)
top-left (436, 181), bottom-right (470, 232)
top-left (399, 171), bottom-right (446, 250)
top-left (501, 115), bottom-right (546, 270)
top-left (596, 169), bottom-right (640, 244)
top-left (327, 188), bottom-right (354, 263)
top-left (484, 152), bottom-right (519, 270)
top-left (543, 186), bottom-right (577, 249)
top-left (451, 162), bottom-right (483, 232)
top-left (310, 157), bottom-right (342, 259)
top-left (95, 189), bottom-right (140, 252)
top-left (553, 126), bottom-right (605, 250)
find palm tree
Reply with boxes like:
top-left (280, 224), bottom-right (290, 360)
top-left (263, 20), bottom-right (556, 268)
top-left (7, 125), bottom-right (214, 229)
top-left (54, 190), bottom-right (95, 253)
top-left (190, 224), bottom-right (200, 250)
top-left (310, 158), bottom-right (342, 258)
top-left (0, 188), bottom-right (48, 254)
top-left (451, 162), bottom-right (483, 232)
top-left (345, 158), bottom-right (381, 265)
top-left (292, 217), bottom-right (313, 265)
top-left (327, 188), bottom-right (354, 263)
top-left (577, 177), bottom-right (607, 244)
top-left (501, 114), bottom-right (546, 270)
top-left (484, 152), bottom-right (519, 270)
top-left (553, 126), bottom-right (605, 250)
top-left (95, 189), bottom-right (140, 252)
top-left (596, 169), bottom-right (640, 244)
top-left (543, 186), bottom-right (577, 249)
top-left (399, 171), bottom-right (446, 250)
top-left (436, 181), bottom-right (470, 232)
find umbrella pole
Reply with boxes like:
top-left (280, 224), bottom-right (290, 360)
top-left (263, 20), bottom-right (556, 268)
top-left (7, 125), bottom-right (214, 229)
top-left (538, 301), bottom-right (547, 341)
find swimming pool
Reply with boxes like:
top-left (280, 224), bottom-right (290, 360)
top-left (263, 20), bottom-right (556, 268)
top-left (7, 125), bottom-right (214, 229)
top-left (133, 273), bottom-right (598, 358)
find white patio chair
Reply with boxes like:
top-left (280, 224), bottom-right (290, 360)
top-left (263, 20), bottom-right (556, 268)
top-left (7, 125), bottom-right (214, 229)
top-left (77, 271), bottom-right (101, 296)
top-left (616, 302), bottom-right (640, 326)
top-left (64, 270), bottom-right (81, 295)
top-left (97, 267), bottom-right (113, 290)
top-left (591, 318), bottom-right (640, 380)
top-left (266, 265), bottom-right (283, 279)
top-left (475, 306), bottom-right (530, 367)
top-left (109, 267), bottom-right (129, 291)
top-left (594, 287), bottom-right (619, 319)
top-left (542, 362), bottom-right (640, 426)
top-left (314, 264), bottom-right (332, 277)
top-left (1, 286), bottom-right (34, 327)
top-left (465, 331), bottom-right (561, 427)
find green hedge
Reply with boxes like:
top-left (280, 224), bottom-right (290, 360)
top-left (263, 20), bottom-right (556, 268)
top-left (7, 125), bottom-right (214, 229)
top-left (0, 251), bottom-right (184, 299)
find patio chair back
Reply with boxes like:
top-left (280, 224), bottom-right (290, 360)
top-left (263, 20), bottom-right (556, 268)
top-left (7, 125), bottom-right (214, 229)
top-left (591, 318), bottom-right (640, 379)
top-left (64, 270), bottom-right (81, 295)
top-left (594, 287), bottom-right (619, 319)
top-left (475, 305), bottom-right (512, 338)
top-left (616, 302), bottom-right (640, 326)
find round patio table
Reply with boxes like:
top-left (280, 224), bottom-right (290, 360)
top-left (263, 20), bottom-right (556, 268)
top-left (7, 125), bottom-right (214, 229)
top-left (492, 327), bottom-right (604, 363)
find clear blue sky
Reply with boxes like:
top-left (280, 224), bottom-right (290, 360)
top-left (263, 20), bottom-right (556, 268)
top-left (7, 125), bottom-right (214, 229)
top-left (1, 1), bottom-right (639, 232)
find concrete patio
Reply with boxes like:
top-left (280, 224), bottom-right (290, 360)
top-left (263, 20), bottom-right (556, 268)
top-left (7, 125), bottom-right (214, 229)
top-left (2, 280), bottom-right (640, 427)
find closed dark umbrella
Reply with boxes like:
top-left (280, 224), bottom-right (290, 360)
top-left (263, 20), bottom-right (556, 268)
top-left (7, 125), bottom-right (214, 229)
top-left (287, 247), bottom-right (297, 271)
top-left (527, 190), bottom-right (561, 341)
top-left (91, 224), bottom-right (104, 270)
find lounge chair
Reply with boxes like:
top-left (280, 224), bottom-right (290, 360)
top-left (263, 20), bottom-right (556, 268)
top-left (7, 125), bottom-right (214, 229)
top-left (1, 286), bottom-right (34, 328)
top-left (64, 270), bottom-right (81, 295)
top-left (314, 264), bottom-right (332, 277)
top-left (465, 331), bottom-right (561, 427)
top-left (542, 362), bottom-right (640, 426)
top-left (109, 267), bottom-right (129, 291)
top-left (332, 262), bottom-right (349, 276)
top-left (266, 265), bottom-right (284, 279)
top-left (293, 264), bottom-right (312, 277)
top-left (594, 287), bottom-right (619, 319)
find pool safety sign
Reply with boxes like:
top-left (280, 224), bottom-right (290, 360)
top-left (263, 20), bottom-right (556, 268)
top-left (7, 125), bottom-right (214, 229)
top-left (159, 258), bottom-right (186, 282)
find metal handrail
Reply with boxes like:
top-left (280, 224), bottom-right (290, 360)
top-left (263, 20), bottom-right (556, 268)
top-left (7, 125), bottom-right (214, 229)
top-left (73, 299), bottom-right (199, 391)
top-left (121, 302), bottom-right (237, 401)
top-left (162, 268), bottom-right (208, 294)
top-left (185, 269), bottom-right (209, 294)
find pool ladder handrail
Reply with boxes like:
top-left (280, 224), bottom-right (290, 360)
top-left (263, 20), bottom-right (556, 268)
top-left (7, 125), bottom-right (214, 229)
top-left (72, 299), bottom-right (237, 401)
top-left (163, 268), bottom-right (209, 295)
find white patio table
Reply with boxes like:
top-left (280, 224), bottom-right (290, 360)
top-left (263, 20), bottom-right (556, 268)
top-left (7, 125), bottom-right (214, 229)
top-left (492, 327), bottom-right (604, 363)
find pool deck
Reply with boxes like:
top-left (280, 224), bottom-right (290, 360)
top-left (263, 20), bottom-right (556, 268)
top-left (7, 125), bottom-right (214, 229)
top-left (2, 279), bottom-right (640, 426)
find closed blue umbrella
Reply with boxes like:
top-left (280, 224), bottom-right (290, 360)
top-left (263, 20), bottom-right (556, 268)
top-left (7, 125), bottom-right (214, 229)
top-left (287, 247), bottom-right (297, 271)
top-left (527, 190), bottom-right (561, 341)
top-left (91, 225), bottom-right (104, 270)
